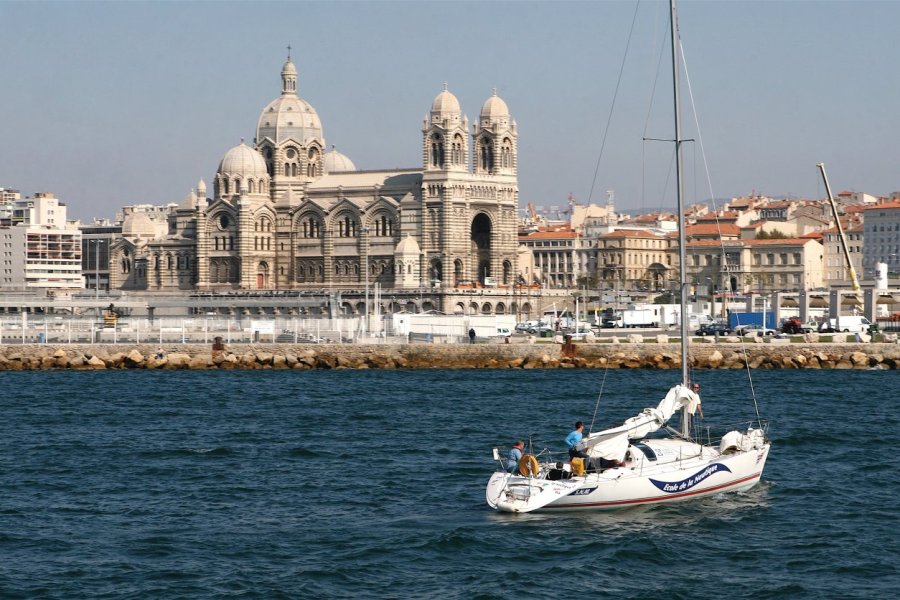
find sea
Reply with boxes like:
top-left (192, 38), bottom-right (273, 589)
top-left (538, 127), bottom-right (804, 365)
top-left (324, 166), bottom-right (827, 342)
top-left (1, 367), bottom-right (898, 599)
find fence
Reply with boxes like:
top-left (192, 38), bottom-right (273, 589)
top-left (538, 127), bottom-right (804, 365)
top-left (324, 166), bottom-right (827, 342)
top-left (0, 317), bottom-right (407, 346)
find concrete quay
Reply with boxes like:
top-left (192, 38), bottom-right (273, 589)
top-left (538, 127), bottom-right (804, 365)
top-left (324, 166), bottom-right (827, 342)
top-left (1, 342), bottom-right (899, 371)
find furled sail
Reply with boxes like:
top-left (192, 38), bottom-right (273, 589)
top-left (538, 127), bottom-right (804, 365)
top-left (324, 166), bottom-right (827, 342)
top-left (581, 384), bottom-right (701, 460)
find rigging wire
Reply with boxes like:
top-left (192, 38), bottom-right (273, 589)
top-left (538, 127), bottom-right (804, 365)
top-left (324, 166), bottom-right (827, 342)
top-left (587, 363), bottom-right (611, 436)
top-left (587, 0), bottom-right (642, 206)
top-left (680, 40), bottom-right (763, 427)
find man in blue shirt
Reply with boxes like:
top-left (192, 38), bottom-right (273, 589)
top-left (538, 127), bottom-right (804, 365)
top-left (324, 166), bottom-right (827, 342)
top-left (566, 421), bottom-right (590, 461)
top-left (506, 440), bottom-right (525, 472)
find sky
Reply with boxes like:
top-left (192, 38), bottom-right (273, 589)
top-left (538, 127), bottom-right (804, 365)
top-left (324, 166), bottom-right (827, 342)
top-left (2, 0), bottom-right (900, 223)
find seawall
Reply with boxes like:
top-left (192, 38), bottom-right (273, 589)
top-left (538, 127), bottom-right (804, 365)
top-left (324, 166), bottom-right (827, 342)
top-left (1, 342), bottom-right (899, 371)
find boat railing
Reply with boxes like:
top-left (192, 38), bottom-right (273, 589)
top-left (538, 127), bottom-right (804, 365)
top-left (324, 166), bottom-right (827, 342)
top-left (697, 419), bottom-right (770, 448)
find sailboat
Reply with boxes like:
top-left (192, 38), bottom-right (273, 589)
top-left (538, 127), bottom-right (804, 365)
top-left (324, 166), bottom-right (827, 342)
top-left (485, 0), bottom-right (770, 513)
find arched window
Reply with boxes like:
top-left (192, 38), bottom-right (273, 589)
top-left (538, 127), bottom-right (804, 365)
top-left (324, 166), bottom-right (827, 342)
top-left (223, 179), bottom-right (229, 194)
top-left (284, 163), bottom-right (290, 176)
top-left (501, 139), bottom-right (513, 169)
top-left (431, 134), bottom-right (444, 167)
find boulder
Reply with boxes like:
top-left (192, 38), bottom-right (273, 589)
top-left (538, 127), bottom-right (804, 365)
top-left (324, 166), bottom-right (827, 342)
top-left (125, 349), bottom-right (145, 367)
top-left (87, 355), bottom-right (107, 370)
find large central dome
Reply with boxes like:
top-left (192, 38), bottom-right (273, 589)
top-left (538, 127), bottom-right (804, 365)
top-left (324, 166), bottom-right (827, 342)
top-left (256, 57), bottom-right (324, 146)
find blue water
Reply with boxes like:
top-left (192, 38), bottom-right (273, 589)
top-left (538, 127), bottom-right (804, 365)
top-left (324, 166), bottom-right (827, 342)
top-left (1, 368), bottom-right (898, 598)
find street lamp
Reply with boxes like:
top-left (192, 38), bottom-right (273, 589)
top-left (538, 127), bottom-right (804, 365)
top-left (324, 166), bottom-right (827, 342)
top-left (361, 226), bottom-right (370, 336)
top-left (89, 239), bottom-right (106, 299)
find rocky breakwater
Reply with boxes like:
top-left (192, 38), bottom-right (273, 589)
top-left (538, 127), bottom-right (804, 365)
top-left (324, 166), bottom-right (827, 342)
top-left (0, 342), bottom-right (899, 371)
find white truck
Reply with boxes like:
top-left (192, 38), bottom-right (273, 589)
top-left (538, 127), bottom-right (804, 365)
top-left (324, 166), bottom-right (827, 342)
top-left (621, 308), bottom-right (657, 328)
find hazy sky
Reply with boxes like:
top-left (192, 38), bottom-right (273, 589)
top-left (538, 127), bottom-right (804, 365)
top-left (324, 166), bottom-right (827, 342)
top-left (3, 1), bottom-right (899, 222)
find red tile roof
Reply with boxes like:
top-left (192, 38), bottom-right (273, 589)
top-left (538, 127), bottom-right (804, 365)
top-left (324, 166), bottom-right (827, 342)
top-left (862, 201), bottom-right (900, 211)
top-left (601, 229), bottom-right (662, 239)
top-left (685, 223), bottom-right (741, 236)
top-left (519, 229), bottom-right (578, 239)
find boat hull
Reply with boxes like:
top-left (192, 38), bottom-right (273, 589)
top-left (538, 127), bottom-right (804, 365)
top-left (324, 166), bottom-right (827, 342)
top-left (487, 443), bottom-right (769, 513)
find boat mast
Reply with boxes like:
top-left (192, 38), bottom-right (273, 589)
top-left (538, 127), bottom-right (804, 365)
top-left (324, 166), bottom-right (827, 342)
top-left (671, 0), bottom-right (689, 388)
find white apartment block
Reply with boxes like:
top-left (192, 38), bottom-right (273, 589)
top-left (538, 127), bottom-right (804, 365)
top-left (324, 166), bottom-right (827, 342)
top-left (0, 225), bottom-right (83, 290)
top-left (823, 224), bottom-right (863, 287)
top-left (0, 191), bottom-right (83, 290)
top-left (862, 201), bottom-right (900, 275)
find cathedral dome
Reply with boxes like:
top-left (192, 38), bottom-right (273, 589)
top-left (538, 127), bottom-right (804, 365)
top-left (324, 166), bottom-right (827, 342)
top-left (430, 84), bottom-right (462, 127)
top-left (323, 147), bottom-right (357, 173)
top-left (431, 86), bottom-right (461, 116)
top-left (217, 142), bottom-right (269, 179)
top-left (256, 58), bottom-right (324, 145)
top-left (480, 91), bottom-right (509, 121)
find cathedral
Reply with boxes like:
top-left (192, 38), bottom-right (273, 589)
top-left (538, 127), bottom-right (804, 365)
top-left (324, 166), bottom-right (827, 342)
top-left (109, 54), bottom-right (521, 313)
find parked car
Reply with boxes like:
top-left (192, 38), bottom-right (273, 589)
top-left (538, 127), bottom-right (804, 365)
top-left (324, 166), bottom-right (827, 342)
top-left (695, 323), bottom-right (733, 336)
top-left (734, 324), bottom-right (777, 337)
top-left (514, 322), bottom-right (530, 332)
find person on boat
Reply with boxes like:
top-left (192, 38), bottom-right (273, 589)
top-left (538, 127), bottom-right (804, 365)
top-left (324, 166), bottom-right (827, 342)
top-left (506, 440), bottom-right (525, 472)
top-left (692, 382), bottom-right (704, 419)
top-left (565, 421), bottom-right (590, 462)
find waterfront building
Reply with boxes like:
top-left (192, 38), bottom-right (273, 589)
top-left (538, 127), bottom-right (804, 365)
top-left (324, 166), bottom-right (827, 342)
top-left (862, 200), bottom-right (900, 277)
top-left (107, 55), bottom-right (520, 314)
top-left (676, 237), bottom-right (824, 295)
top-left (517, 227), bottom-right (578, 288)
top-left (595, 229), bottom-right (670, 291)
top-left (822, 220), bottom-right (864, 288)
top-left (0, 192), bottom-right (82, 290)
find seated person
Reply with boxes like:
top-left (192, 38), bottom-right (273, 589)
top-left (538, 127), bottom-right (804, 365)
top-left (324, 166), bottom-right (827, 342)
top-left (598, 457), bottom-right (625, 471)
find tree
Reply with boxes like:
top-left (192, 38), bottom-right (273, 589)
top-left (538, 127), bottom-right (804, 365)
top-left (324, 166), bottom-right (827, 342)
top-left (756, 229), bottom-right (787, 240)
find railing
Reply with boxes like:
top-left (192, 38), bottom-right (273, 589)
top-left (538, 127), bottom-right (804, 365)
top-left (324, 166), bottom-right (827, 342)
top-left (0, 317), bottom-right (407, 345)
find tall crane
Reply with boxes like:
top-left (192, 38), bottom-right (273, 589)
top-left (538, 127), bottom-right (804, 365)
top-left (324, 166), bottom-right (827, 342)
top-left (817, 163), bottom-right (861, 295)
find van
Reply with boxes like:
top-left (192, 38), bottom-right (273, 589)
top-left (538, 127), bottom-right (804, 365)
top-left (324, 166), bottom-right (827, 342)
top-left (492, 327), bottom-right (512, 338)
top-left (819, 316), bottom-right (873, 334)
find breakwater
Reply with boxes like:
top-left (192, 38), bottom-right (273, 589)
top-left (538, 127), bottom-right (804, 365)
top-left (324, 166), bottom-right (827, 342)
top-left (1, 342), bottom-right (899, 370)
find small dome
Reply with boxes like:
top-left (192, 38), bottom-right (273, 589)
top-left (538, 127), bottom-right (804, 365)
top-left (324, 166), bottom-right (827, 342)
top-left (323, 147), bottom-right (357, 173)
top-left (217, 142), bottom-right (269, 179)
top-left (282, 58), bottom-right (297, 76)
top-left (431, 87), bottom-right (461, 116)
top-left (395, 233), bottom-right (420, 255)
top-left (430, 84), bottom-right (462, 127)
top-left (122, 212), bottom-right (162, 239)
top-left (480, 91), bottom-right (509, 121)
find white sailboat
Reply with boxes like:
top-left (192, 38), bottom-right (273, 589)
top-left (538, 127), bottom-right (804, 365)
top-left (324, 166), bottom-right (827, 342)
top-left (486, 0), bottom-right (770, 513)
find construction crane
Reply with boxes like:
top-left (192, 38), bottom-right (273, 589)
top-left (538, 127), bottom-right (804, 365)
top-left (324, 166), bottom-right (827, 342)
top-left (527, 202), bottom-right (540, 225)
top-left (817, 163), bottom-right (861, 295)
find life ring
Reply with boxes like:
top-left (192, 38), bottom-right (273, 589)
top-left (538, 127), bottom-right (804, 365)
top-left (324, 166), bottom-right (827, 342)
top-left (518, 454), bottom-right (539, 477)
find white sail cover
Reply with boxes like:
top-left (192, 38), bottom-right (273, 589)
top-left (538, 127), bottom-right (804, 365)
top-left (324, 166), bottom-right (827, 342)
top-left (581, 384), bottom-right (701, 461)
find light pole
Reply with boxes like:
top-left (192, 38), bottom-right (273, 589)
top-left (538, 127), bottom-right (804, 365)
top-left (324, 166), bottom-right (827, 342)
top-left (89, 239), bottom-right (105, 299)
top-left (362, 226), bottom-right (370, 336)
